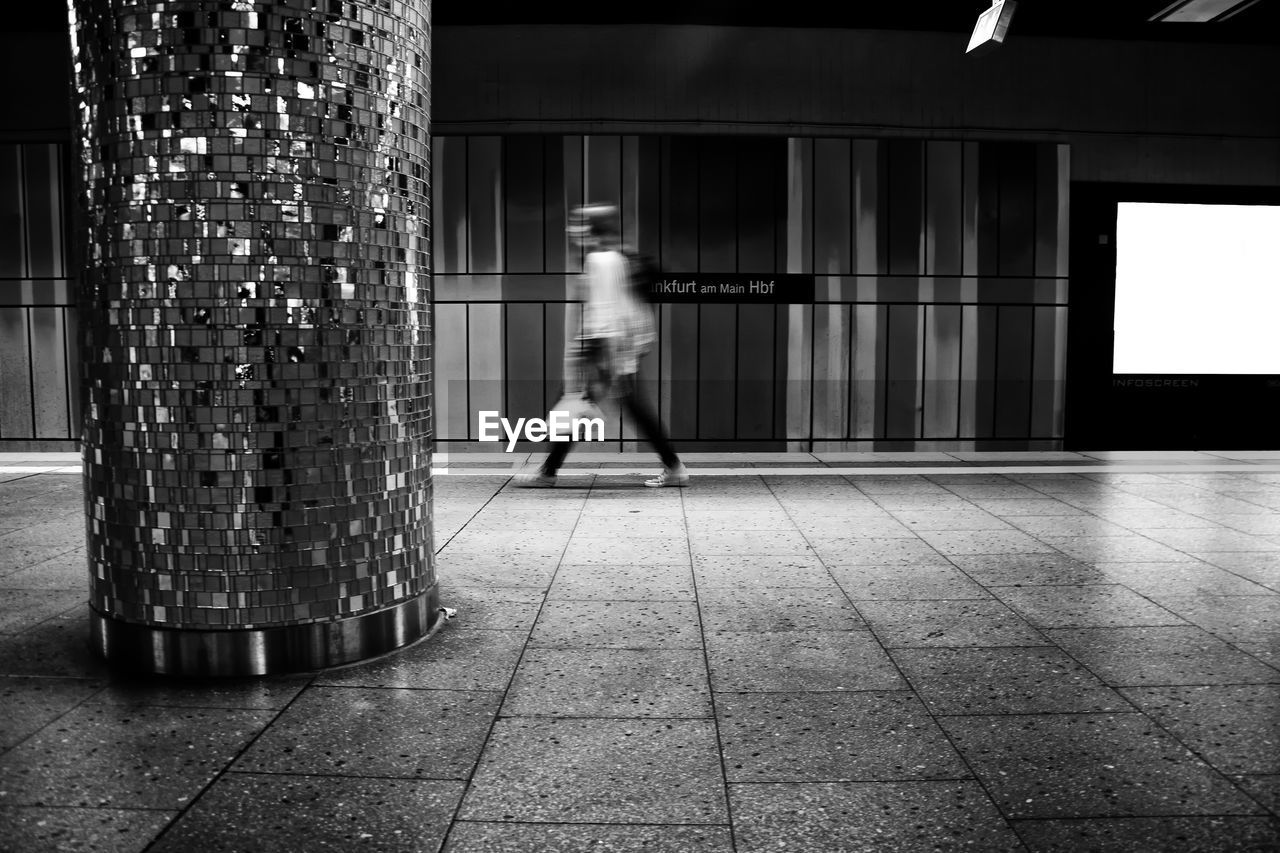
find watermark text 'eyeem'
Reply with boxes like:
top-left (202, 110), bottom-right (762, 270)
top-left (477, 411), bottom-right (605, 451)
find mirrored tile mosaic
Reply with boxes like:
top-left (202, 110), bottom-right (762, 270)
top-left (68, 0), bottom-right (434, 630)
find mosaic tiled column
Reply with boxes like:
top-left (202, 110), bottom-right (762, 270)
top-left (68, 0), bottom-right (435, 675)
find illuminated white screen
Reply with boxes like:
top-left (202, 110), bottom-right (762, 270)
top-left (1114, 202), bottom-right (1280, 374)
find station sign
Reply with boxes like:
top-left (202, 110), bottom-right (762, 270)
top-left (645, 273), bottom-right (814, 304)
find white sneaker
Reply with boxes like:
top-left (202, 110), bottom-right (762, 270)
top-left (644, 463), bottom-right (690, 488)
top-left (513, 468), bottom-right (556, 488)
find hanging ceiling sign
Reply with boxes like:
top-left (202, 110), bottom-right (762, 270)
top-left (645, 273), bottom-right (814, 304)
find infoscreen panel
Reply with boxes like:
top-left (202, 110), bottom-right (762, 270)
top-left (1113, 202), bottom-right (1280, 374)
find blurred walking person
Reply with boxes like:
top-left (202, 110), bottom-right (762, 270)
top-left (515, 203), bottom-right (689, 488)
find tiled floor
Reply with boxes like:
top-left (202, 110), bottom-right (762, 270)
top-left (1, 453), bottom-right (1279, 851)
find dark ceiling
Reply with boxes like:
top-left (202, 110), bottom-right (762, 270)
top-left (11, 2), bottom-right (1280, 44)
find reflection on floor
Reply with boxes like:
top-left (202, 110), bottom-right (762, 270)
top-left (1, 453), bottom-right (1278, 851)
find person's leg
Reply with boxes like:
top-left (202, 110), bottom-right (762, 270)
top-left (541, 437), bottom-right (575, 475)
top-left (617, 375), bottom-right (682, 472)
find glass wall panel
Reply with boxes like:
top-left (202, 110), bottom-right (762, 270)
top-left (505, 302), bottom-right (545, 424)
top-left (922, 304), bottom-right (962, 439)
top-left (995, 305), bottom-right (1034, 437)
top-left (0, 146), bottom-right (23, 278)
top-left (888, 140), bottom-right (924, 276)
top-left (585, 135), bottom-right (622, 216)
top-left (736, 304), bottom-right (775, 439)
top-left (24, 145), bottom-right (63, 278)
top-left (504, 136), bottom-right (544, 273)
top-left (996, 143), bottom-right (1036, 277)
top-left (0, 307), bottom-right (31, 438)
top-left (467, 136), bottom-right (503, 274)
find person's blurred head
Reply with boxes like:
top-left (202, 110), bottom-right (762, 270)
top-left (568, 203), bottom-right (619, 249)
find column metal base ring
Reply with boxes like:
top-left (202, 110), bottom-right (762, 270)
top-left (89, 585), bottom-right (440, 677)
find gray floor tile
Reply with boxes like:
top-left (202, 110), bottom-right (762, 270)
top-left (0, 549), bottom-right (87, 588)
top-left (887, 510), bottom-right (1013, 531)
top-left (1232, 774), bottom-right (1280, 815)
top-left (856, 599), bottom-right (1047, 648)
top-left (716, 691), bottom-right (966, 782)
top-left (235, 686), bottom-right (500, 779)
top-left (948, 553), bottom-right (1110, 586)
top-left (692, 554), bottom-right (836, 588)
top-left (0, 615), bottom-right (113, 678)
top-left (443, 822), bottom-right (734, 852)
top-left (1150, 595), bottom-right (1280, 645)
top-left (992, 584), bottom-right (1188, 629)
top-left (149, 774), bottom-right (464, 853)
top-left (890, 646), bottom-right (1129, 714)
top-left (1138, 527), bottom-right (1280, 553)
top-left (504, 648), bottom-right (711, 717)
top-left (89, 674), bottom-right (311, 710)
top-left (530, 600), bottom-right (700, 648)
top-left (1046, 626), bottom-right (1280, 686)
top-left (460, 718), bottom-right (726, 823)
top-left (0, 703), bottom-right (274, 809)
top-left (1195, 551), bottom-right (1280, 590)
top-left (1011, 816), bottom-right (1280, 852)
top-left (1120, 684), bottom-right (1280, 775)
top-left (315, 628), bottom-right (527, 691)
top-left (547, 563), bottom-right (696, 601)
top-left (969, 498), bottom-right (1089, 516)
top-left (689, 530), bottom-right (813, 555)
top-left (561, 537), bottom-right (692, 565)
top-left (829, 564), bottom-right (992, 600)
top-left (1036, 535), bottom-right (1205, 564)
top-left (801, 519), bottom-right (919, 539)
top-left (0, 676), bottom-right (104, 750)
top-left (1094, 561), bottom-right (1275, 596)
top-left (915, 529), bottom-right (1061, 556)
top-left (940, 713), bottom-right (1263, 819)
top-left (434, 585), bottom-right (545, 631)
top-left (0, 589), bottom-right (85, 633)
top-left (0, 806), bottom-right (175, 853)
top-left (1005, 516), bottom-right (1136, 538)
top-left (572, 515), bottom-right (690, 537)
top-left (705, 630), bottom-right (904, 691)
top-left (807, 536), bottom-right (950, 566)
top-left (697, 587), bottom-right (865, 632)
top-left (434, 552), bottom-right (561, 587)
top-left (729, 780), bottom-right (1023, 852)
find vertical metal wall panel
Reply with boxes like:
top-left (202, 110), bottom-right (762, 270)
top-left (64, 306), bottom-right (81, 433)
top-left (562, 136), bottom-right (585, 274)
top-left (505, 303), bottom-right (545, 424)
top-left (434, 136), bottom-right (466, 274)
top-left (850, 303), bottom-right (883, 440)
top-left (1030, 304), bottom-right (1069, 439)
top-left (662, 137), bottom-right (699, 273)
top-left (467, 137), bottom-right (503, 274)
top-left (504, 136), bottom-right (545, 274)
top-left (699, 138), bottom-right (737, 273)
top-left (997, 144), bottom-right (1037, 277)
top-left (543, 138), bottom-right (569, 274)
top-left (0, 146), bottom-right (22, 278)
top-left (621, 135), bottom-right (641, 254)
top-left (888, 140), bottom-right (924, 277)
top-left (0, 306), bottom-right (32, 437)
top-left (30, 306), bottom-right (69, 439)
top-left (736, 304), bottom-right (775, 439)
top-left (812, 302), bottom-right (850, 444)
top-left (923, 304), bottom-right (963, 439)
top-left (852, 140), bottom-right (884, 276)
top-left (69, 0), bottom-right (436, 674)
top-left (961, 142), bottom-right (981, 277)
top-left (995, 306), bottom-right (1035, 437)
top-left (435, 303), bottom-right (469, 441)
top-left (467, 303), bottom-right (503, 434)
top-left (666, 304), bottom-right (700, 439)
top-left (784, 140), bottom-right (812, 446)
top-left (925, 142), bottom-right (963, 277)
top-left (737, 138), bottom-right (780, 274)
top-left (543, 301), bottom-right (568, 415)
top-left (884, 304), bottom-right (924, 440)
top-left (23, 146), bottom-right (62, 279)
top-left (632, 136), bottom-right (663, 257)
top-left (976, 146), bottom-right (1001, 278)
top-left (813, 139), bottom-right (851, 275)
top-left (585, 135), bottom-right (622, 218)
top-left (698, 304), bottom-right (736, 439)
